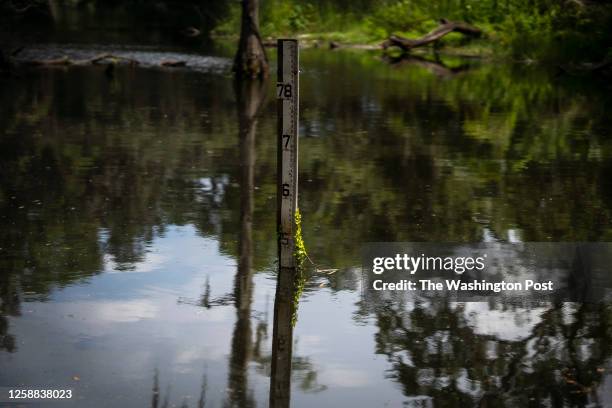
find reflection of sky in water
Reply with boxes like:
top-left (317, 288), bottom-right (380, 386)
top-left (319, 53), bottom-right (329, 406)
top-left (0, 226), bottom-right (406, 407)
top-left (460, 302), bottom-right (548, 341)
top-left (4, 226), bottom-right (610, 406)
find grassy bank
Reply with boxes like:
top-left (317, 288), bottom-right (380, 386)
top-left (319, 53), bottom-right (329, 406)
top-left (213, 0), bottom-right (612, 64)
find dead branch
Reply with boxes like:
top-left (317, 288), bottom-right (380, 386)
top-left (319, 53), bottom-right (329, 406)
top-left (382, 19), bottom-right (482, 51)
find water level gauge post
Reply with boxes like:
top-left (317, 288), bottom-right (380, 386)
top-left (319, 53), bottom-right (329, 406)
top-left (277, 39), bottom-right (299, 269)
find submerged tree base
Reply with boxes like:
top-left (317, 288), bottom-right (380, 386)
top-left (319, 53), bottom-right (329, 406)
top-left (234, 0), bottom-right (269, 78)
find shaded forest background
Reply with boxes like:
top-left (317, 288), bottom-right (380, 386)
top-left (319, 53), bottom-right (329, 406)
top-left (2, 0), bottom-right (612, 64)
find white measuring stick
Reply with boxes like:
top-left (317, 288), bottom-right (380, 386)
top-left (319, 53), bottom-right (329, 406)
top-left (277, 39), bottom-right (299, 268)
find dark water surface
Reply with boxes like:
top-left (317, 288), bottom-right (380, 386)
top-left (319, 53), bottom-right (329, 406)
top-left (1, 47), bottom-right (612, 407)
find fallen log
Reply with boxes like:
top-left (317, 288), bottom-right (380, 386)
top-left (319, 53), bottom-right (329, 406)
top-left (382, 19), bottom-right (482, 51)
top-left (21, 53), bottom-right (189, 68)
top-left (88, 54), bottom-right (140, 65)
top-left (23, 53), bottom-right (140, 66)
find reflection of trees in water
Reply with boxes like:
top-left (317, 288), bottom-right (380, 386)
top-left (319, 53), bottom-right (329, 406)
top-left (0, 56), bottom-right (611, 407)
top-left (297, 59), bottom-right (612, 265)
top-left (0, 68), bottom-right (253, 353)
top-left (0, 275), bottom-right (18, 352)
top-left (150, 368), bottom-right (208, 408)
top-left (224, 77), bottom-right (265, 408)
top-left (358, 246), bottom-right (612, 405)
top-left (365, 299), bottom-right (611, 407)
top-left (2, 58), bottom-right (611, 290)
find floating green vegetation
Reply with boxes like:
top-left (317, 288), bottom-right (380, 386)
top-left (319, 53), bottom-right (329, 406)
top-left (292, 207), bottom-right (307, 327)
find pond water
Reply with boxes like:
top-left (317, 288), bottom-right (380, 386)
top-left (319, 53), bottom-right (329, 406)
top-left (1, 45), bottom-right (612, 407)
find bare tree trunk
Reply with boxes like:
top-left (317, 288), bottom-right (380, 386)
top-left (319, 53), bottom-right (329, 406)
top-left (234, 0), bottom-right (269, 78)
top-left (47, 0), bottom-right (59, 23)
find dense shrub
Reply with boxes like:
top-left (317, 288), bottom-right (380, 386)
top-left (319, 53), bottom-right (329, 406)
top-left (215, 0), bottom-right (612, 64)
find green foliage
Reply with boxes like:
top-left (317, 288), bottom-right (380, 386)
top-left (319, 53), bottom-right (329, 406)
top-left (497, 11), bottom-right (555, 60)
top-left (293, 208), bottom-right (307, 268)
top-left (291, 208), bottom-right (307, 327)
top-left (260, 1), bottom-right (316, 34)
top-left (364, 0), bottom-right (429, 38)
top-left (214, 0), bottom-right (373, 41)
top-left (210, 3), bottom-right (241, 37)
top-left (213, 0), bottom-right (612, 64)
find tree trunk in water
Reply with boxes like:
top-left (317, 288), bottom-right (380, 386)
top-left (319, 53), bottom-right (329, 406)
top-left (234, 0), bottom-right (269, 78)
